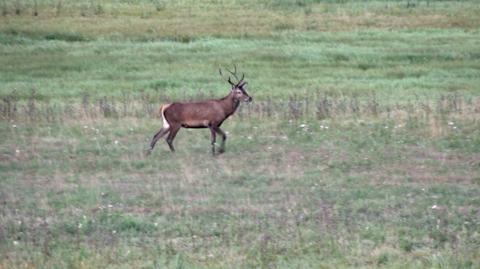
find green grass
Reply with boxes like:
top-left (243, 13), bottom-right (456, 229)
top-left (1, 29), bottom-right (479, 103)
top-left (1, 116), bottom-right (479, 268)
top-left (1, 0), bottom-right (480, 268)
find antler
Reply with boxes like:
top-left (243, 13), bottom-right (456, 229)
top-left (227, 77), bottom-right (235, 86)
top-left (220, 68), bottom-right (235, 86)
top-left (220, 65), bottom-right (245, 86)
top-left (237, 73), bottom-right (245, 86)
top-left (226, 65), bottom-right (238, 80)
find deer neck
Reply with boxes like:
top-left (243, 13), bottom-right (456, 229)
top-left (220, 92), bottom-right (240, 117)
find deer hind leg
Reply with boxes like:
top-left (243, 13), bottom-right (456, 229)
top-left (214, 126), bottom-right (227, 154)
top-left (149, 127), bottom-right (169, 152)
top-left (166, 125), bottom-right (180, 152)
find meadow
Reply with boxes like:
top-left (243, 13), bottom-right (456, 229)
top-left (1, 0), bottom-right (479, 268)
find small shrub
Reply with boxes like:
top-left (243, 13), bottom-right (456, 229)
top-left (14, 0), bottom-right (21, 15)
top-left (93, 4), bottom-right (104, 15)
top-left (1, 0), bottom-right (8, 16)
top-left (332, 53), bottom-right (350, 63)
top-left (154, 0), bottom-right (167, 11)
top-left (33, 0), bottom-right (38, 16)
top-left (55, 0), bottom-right (62, 16)
top-left (377, 252), bottom-right (389, 265)
top-left (44, 32), bottom-right (88, 42)
top-left (273, 23), bottom-right (295, 31)
top-left (399, 238), bottom-right (414, 252)
top-left (358, 62), bottom-right (376, 71)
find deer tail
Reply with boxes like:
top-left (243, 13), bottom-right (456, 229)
top-left (160, 104), bottom-right (171, 129)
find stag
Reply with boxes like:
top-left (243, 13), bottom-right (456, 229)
top-left (147, 67), bottom-right (252, 155)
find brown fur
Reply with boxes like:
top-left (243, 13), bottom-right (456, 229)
top-left (148, 80), bottom-right (252, 155)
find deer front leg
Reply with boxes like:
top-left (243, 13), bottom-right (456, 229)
top-left (209, 126), bottom-right (217, 156)
top-left (214, 127), bottom-right (227, 154)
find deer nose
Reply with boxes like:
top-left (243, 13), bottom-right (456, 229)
top-left (246, 96), bottom-right (253, 102)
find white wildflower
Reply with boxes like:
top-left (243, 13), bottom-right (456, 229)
top-left (13, 241), bottom-right (19, 246)
top-left (431, 205), bottom-right (438, 209)
top-left (114, 140), bottom-right (119, 145)
top-left (12, 124), bottom-right (17, 128)
top-left (448, 121), bottom-right (454, 126)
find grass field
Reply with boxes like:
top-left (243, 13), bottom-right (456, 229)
top-left (1, 0), bottom-right (480, 268)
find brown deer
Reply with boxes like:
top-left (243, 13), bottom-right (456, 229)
top-left (147, 67), bottom-right (252, 155)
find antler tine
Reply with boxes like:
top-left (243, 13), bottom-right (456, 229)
top-left (226, 65), bottom-right (239, 81)
top-left (237, 73), bottom-right (244, 85)
top-left (227, 77), bottom-right (235, 86)
top-left (219, 67), bottom-right (232, 84)
top-left (222, 65), bottom-right (245, 87)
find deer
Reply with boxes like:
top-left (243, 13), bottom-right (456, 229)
top-left (147, 66), bottom-right (252, 156)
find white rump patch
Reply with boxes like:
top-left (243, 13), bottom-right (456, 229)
top-left (161, 104), bottom-right (171, 129)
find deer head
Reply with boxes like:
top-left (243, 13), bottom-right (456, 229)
top-left (220, 65), bottom-right (252, 103)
